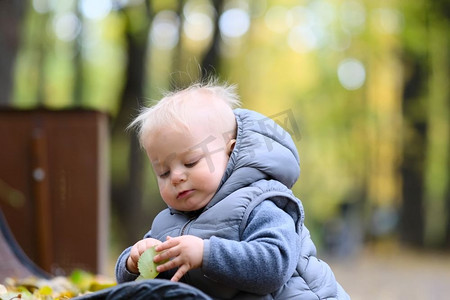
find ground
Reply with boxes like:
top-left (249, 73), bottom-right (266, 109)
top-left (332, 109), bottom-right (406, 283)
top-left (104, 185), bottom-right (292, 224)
top-left (328, 245), bottom-right (450, 300)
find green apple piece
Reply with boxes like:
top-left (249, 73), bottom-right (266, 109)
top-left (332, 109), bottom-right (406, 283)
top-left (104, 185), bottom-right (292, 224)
top-left (137, 246), bottom-right (161, 279)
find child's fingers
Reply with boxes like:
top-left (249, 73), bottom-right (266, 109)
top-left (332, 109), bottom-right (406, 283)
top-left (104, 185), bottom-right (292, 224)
top-left (130, 246), bottom-right (141, 262)
top-left (145, 238), bottom-right (162, 248)
top-left (155, 255), bottom-right (180, 272)
top-left (170, 264), bottom-right (189, 282)
top-left (137, 242), bottom-right (147, 255)
top-left (154, 244), bottom-right (181, 263)
top-left (155, 236), bottom-right (178, 252)
top-left (127, 248), bottom-right (140, 273)
top-left (134, 239), bottom-right (161, 256)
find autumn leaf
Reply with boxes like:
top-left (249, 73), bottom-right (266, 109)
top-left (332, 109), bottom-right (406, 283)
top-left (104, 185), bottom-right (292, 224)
top-left (137, 246), bottom-right (166, 280)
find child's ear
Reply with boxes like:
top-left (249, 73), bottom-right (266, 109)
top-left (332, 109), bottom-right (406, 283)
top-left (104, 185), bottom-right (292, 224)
top-left (226, 139), bottom-right (236, 155)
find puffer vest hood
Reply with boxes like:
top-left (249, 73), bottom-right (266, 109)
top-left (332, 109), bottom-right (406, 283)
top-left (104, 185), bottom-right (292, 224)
top-left (169, 108), bottom-right (301, 215)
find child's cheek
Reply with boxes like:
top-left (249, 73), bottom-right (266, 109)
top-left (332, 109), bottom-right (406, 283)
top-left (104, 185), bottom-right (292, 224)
top-left (158, 182), bottom-right (171, 204)
top-left (157, 177), bottom-right (168, 191)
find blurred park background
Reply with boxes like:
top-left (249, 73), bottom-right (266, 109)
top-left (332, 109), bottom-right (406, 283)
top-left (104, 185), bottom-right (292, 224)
top-left (0, 0), bottom-right (449, 299)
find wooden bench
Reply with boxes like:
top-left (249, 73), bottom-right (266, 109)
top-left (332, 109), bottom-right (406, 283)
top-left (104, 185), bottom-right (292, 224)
top-left (0, 110), bottom-right (109, 275)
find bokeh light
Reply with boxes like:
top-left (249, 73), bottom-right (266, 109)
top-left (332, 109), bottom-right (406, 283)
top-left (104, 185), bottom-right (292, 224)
top-left (183, 0), bottom-right (214, 42)
top-left (288, 26), bottom-right (320, 53)
top-left (337, 58), bottom-right (366, 90)
top-left (373, 8), bottom-right (404, 34)
top-left (287, 6), bottom-right (314, 28)
top-left (79, 0), bottom-right (112, 21)
top-left (309, 0), bottom-right (336, 27)
top-left (52, 12), bottom-right (81, 42)
top-left (219, 8), bottom-right (250, 38)
top-left (150, 10), bottom-right (180, 50)
top-left (340, 0), bottom-right (366, 34)
top-left (184, 12), bottom-right (213, 41)
top-left (285, 4), bottom-right (333, 53)
top-left (32, 0), bottom-right (51, 14)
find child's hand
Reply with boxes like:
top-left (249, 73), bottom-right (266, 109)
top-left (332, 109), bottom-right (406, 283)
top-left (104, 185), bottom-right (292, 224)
top-left (154, 235), bottom-right (204, 282)
top-left (127, 238), bottom-right (162, 274)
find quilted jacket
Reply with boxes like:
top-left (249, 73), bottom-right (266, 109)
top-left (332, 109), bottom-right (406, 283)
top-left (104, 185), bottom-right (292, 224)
top-left (116, 109), bottom-right (350, 299)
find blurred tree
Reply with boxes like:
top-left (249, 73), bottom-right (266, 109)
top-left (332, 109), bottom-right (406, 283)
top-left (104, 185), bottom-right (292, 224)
top-left (365, 0), bottom-right (403, 243)
top-left (423, 0), bottom-right (450, 248)
top-left (111, 1), bottom-right (152, 246)
top-left (73, 3), bottom-right (84, 106)
top-left (200, 0), bottom-right (223, 76)
top-left (0, 1), bottom-right (26, 106)
top-left (400, 0), bottom-right (450, 248)
top-left (400, 41), bottom-right (427, 247)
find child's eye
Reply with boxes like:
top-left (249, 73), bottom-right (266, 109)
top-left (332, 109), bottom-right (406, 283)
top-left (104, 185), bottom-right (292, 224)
top-left (185, 160), bottom-right (199, 168)
top-left (159, 171), bottom-right (170, 178)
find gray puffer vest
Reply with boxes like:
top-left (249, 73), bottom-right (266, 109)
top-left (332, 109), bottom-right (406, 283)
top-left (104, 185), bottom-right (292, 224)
top-left (116, 109), bottom-right (350, 299)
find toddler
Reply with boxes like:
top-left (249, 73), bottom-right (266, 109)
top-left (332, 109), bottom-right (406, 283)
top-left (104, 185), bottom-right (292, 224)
top-left (115, 80), bottom-right (350, 299)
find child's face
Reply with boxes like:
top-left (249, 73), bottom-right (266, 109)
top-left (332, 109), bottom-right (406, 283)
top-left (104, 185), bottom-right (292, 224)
top-left (145, 121), bottom-right (232, 212)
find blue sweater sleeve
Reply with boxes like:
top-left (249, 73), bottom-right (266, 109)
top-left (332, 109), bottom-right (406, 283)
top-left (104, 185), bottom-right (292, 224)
top-left (115, 246), bottom-right (139, 283)
top-left (202, 200), bottom-right (301, 295)
top-left (115, 230), bottom-right (157, 283)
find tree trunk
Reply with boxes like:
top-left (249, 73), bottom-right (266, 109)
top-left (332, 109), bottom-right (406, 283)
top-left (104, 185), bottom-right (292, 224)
top-left (200, 0), bottom-right (224, 77)
top-left (399, 54), bottom-right (427, 247)
top-left (111, 3), bottom-right (152, 246)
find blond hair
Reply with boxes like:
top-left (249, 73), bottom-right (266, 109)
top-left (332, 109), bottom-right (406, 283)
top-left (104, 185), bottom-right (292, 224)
top-left (129, 78), bottom-right (241, 147)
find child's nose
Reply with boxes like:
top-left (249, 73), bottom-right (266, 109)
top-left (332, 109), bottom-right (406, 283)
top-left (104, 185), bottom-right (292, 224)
top-left (171, 169), bottom-right (187, 184)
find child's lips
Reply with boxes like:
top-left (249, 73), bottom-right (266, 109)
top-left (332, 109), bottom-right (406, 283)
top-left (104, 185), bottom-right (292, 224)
top-left (177, 189), bottom-right (194, 199)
